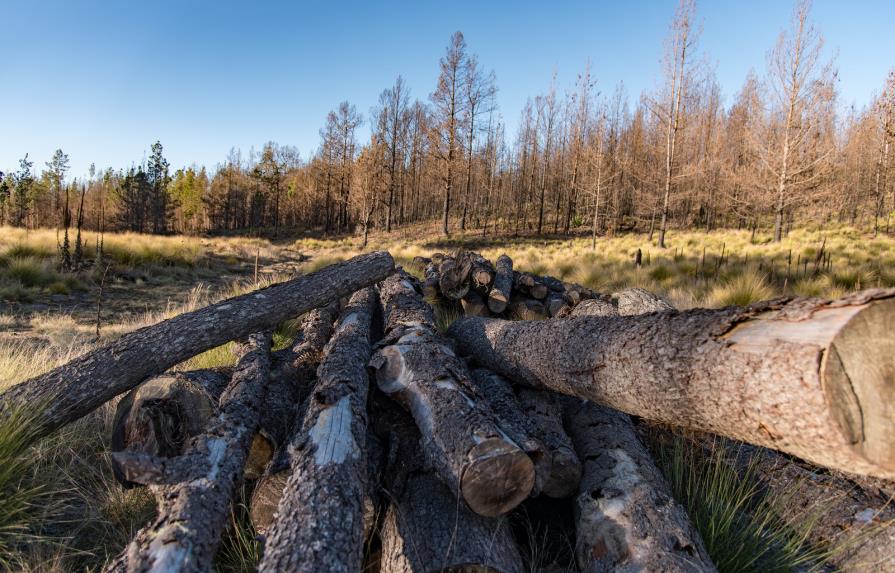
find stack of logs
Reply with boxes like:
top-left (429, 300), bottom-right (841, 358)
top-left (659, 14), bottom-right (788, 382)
top-left (2, 249), bottom-right (894, 572)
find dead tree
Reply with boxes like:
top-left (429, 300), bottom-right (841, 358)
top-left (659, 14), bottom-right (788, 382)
top-left (259, 288), bottom-right (377, 572)
top-left (449, 288), bottom-right (895, 479)
top-left (106, 333), bottom-right (271, 573)
top-left (370, 271), bottom-right (535, 516)
top-left (1, 251), bottom-right (395, 443)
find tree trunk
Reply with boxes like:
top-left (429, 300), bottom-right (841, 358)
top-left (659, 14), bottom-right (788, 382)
top-left (488, 254), bottom-right (513, 314)
top-left (516, 388), bottom-right (581, 498)
top-left (259, 288), bottom-right (377, 573)
top-left (370, 271), bottom-right (535, 517)
top-left (1, 252), bottom-right (394, 444)
top-left (106, 333), bottom-right (272, 573)
top-left (563, 399), bottom-right (716, 572)
top-left (448, 288), bottom-right (895, 480)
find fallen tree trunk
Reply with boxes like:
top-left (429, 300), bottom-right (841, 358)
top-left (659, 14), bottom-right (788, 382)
top-left (370, 271), bottom-right (535, 517)
top-left (488, 254), bottom-right (513, 314)
top-left (470, 368), bottom-right (550, 496)
top-left (106, 332), bottom-right (272, 573)
top-left (613, 287), bottom-right (673, 315)
top-left (259, 288), bottom-right (377, 573)
top-left (568, 298), bottom-right (618, 317)
top-left (110, 369), bottom-right (230, 486)
top-left (448, 288), bottom-right (895, 479)
top-left (1, 251), bottom-right (394, 443)
top-left (377, 398), bottom-right (525, 573)
top-left (516, 388), bottom-right (581, 498)
top-left (563, 399), bottom-right (716, 572)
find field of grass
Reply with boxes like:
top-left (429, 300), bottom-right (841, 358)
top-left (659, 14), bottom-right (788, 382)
top-left (1, 223), bottom-right (892, 570)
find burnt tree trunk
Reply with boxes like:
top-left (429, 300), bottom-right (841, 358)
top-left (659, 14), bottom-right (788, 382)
top-left (488, 254), bottom-right (513, 314)
top-left (259, 288), bottom-right (377, 573)
top-left (448, 289), bottom-right (895, 479)
top-left (106, 333), bottom-right (272, 573)
top-left (563, 399), bottom-right (716, 572)
top-left (1, 251), bottom-right (394, 443)
top-left (370, 271), bottom-right (535, 517)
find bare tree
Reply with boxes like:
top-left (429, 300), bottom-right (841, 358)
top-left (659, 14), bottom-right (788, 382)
top-left (460, 56), bottom-right (497, 230)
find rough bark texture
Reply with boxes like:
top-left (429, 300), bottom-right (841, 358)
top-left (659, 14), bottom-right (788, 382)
top-left (448, 288), bottom-right (895, 479)
top-left (568, 298), bottom-right (619, 318)
top-left (563, 399), bottom-right (716, 573)
top-left (1, 252), bottom-right (394, 443)
top-left (106, 333), bottom-right (272, 573)
top-left (370, 271), bottom-right (535, 517)
top-left (470, 368), bottom-right (550, 496)
top-left (470, 253), bottom-right (496, 294)
top-left (377, 399), bottom-right (525, 573)
top-left (259, 288), bottom-right (377, 573)
top-left (438, 253), bottom-right (472, 300)
top-left (111, 369), bottom-right (230, 487)
top-left (516, 388), bottom-right (582, 498)
top-left (488, 254), bottom-right (513, 314)
top-left (613, 287), bottom-right (673, 315)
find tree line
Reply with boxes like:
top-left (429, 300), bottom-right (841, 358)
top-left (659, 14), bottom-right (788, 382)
top-left (2, 0), bottom-right (893, 246)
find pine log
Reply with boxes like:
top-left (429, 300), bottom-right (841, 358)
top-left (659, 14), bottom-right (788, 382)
top-left (509, 295), bottom-right (548, 320)
top-left (106, 332), bottom-right (272, 573)
top-left (470, 368), bottom-right (550, 496)
top-left (1, 251), bottom-right (394, 443)
top-left (516, 388), bottom-right (582, 498)
top-left (377, 399), bottom-right (525, 573)
top-left (370, 271), bottom-right (535, 517)
top-left (245, 302), bottom-right (340, 479)
top-left (470, 253), bottom-right (496, 293)
top-left (438, 252), bottom-right (473, 300)
top-left (259, 287), bottom-right (377, 573)
top-left (422, 259), bottom-right (441, 300)
top-left (488, 254), bottom-right (513, 314)
top-left (448, 288), bottom-right (895, 479)
top-left (568, 298), bottom-right (619, 317)
top-left (110, 369), bottom-right (230, 487)
top-left (461, 290), bottom-right (490, 317)
top-left (563, 401), bottom-right (715, 572)
top-left (545, 293), bottom-right (570, 317)
top-left (613, 287), bottom-right (673, 315)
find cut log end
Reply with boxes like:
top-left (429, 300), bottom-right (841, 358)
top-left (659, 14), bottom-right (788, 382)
top-left (461, 438), bottom-right (535, 517)
top-left (823, 298), bottom-right (895, 470)
top-left (542, 446), bottom-right (584, 499)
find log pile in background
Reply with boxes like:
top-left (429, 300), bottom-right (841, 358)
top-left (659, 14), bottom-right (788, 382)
top-left (5, 248), bottom-right (894, 572)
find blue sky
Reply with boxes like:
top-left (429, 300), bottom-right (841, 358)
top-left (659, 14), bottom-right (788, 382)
top-left (2, 0), bottom-right (893, 178)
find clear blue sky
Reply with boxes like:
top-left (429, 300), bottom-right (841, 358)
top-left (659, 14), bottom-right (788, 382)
top-left (2, 0), bottom-right (893, 178)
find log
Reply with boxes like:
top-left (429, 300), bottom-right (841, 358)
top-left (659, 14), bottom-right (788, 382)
top-left (461, 290), bottom-right (490, 317)
top-left (613, 287), bottom-right (673, 315)
top-left (438, 252), bottom-right (472, 300)
top-left (470, 368), bottom-right (550, 496)
top-left (1, 251), bottom-right (394, 443)
top-left (545, 293), bottom-right (570, 317)
top-left (563, 399), bottom-right (716, 572)
top-left (470, 253), bottom-right (496, 293)
top-left (516, 388), bottom-right (582, 498)
top-left (110, 369), bottom-right (230, 487)
top-left (370, 271), bottom-right (535, 517)
top-left (245, 302), bottom-right (340, 479)
top-left (488, 254), bottom-right (513, 314)
top-left (421, 259), bottom-right (441, 300)
top-left (377, 398), bottom-right (525, 573)
top-left (509, 295), bottom-right (547, 320)
top-left (259, 287), bottom-right (377, 573)
top-left (568, 298), bottom-right (619, 317)
top-left (106, 332), bottom-right (272, 573)
top-left (448, 288), bottom-right (895, 479)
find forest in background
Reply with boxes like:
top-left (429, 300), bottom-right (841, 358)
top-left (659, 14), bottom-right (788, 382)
top-left (1, 0), bottom-right (894, 248)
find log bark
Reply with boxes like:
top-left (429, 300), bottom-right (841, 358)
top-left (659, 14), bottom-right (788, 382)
top-left (106, 333), bottom-right (272, 573)
top-left (377, 398), bottom-right (525, 573)
top-left (370, 271), bottom-right (535, 517)
top-left (470, 368), bottom-right (550, 496)
top-left (613, 287), bottom-right (673, 315)
top-left (461, 290), bottom-right (490, 317)
top-left (1, 251), bottom-right (394, 443)
top-left (563, 399), bottom-right (715, 572)
top-left (568, 298), bottom-right (619, 318)
top-left (488, 254), bottom-right (513, 314)
top-left (438, 252), bottom-right (472, 300)
top-left (470, 253), bottom-right (495, 294)
top-left (110, 369), bottom-right (230, 487)
top-left (509, 295), bottom-right (547, 320)
top-left (259, 288), bottom-right (377, 573)
top-left (422, 260), bottom-right (441, 300)
top-left (516, 388), bottom-right (581, 498)
top-left (545, 293), bottom-right (570, 317)
top-left (448, 288), bottom-right (895, 479)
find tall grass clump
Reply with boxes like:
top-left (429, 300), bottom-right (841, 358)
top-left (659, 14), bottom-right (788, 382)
top-left (707, 268), bottom-right (775, 308)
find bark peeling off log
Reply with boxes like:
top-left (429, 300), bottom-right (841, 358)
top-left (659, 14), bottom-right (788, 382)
top-left (1, 252), bottom-right (394, 443)
top-left (259, 288), bottom-right (377, 573)
top-left (106, 332), bottom-right (272, 573)
top-left (372, 271), bottom-right (534, 517)
top-left (448, 289), bottom-right (895, 479)
top-left (563, 400), bottom-right (715, 573)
